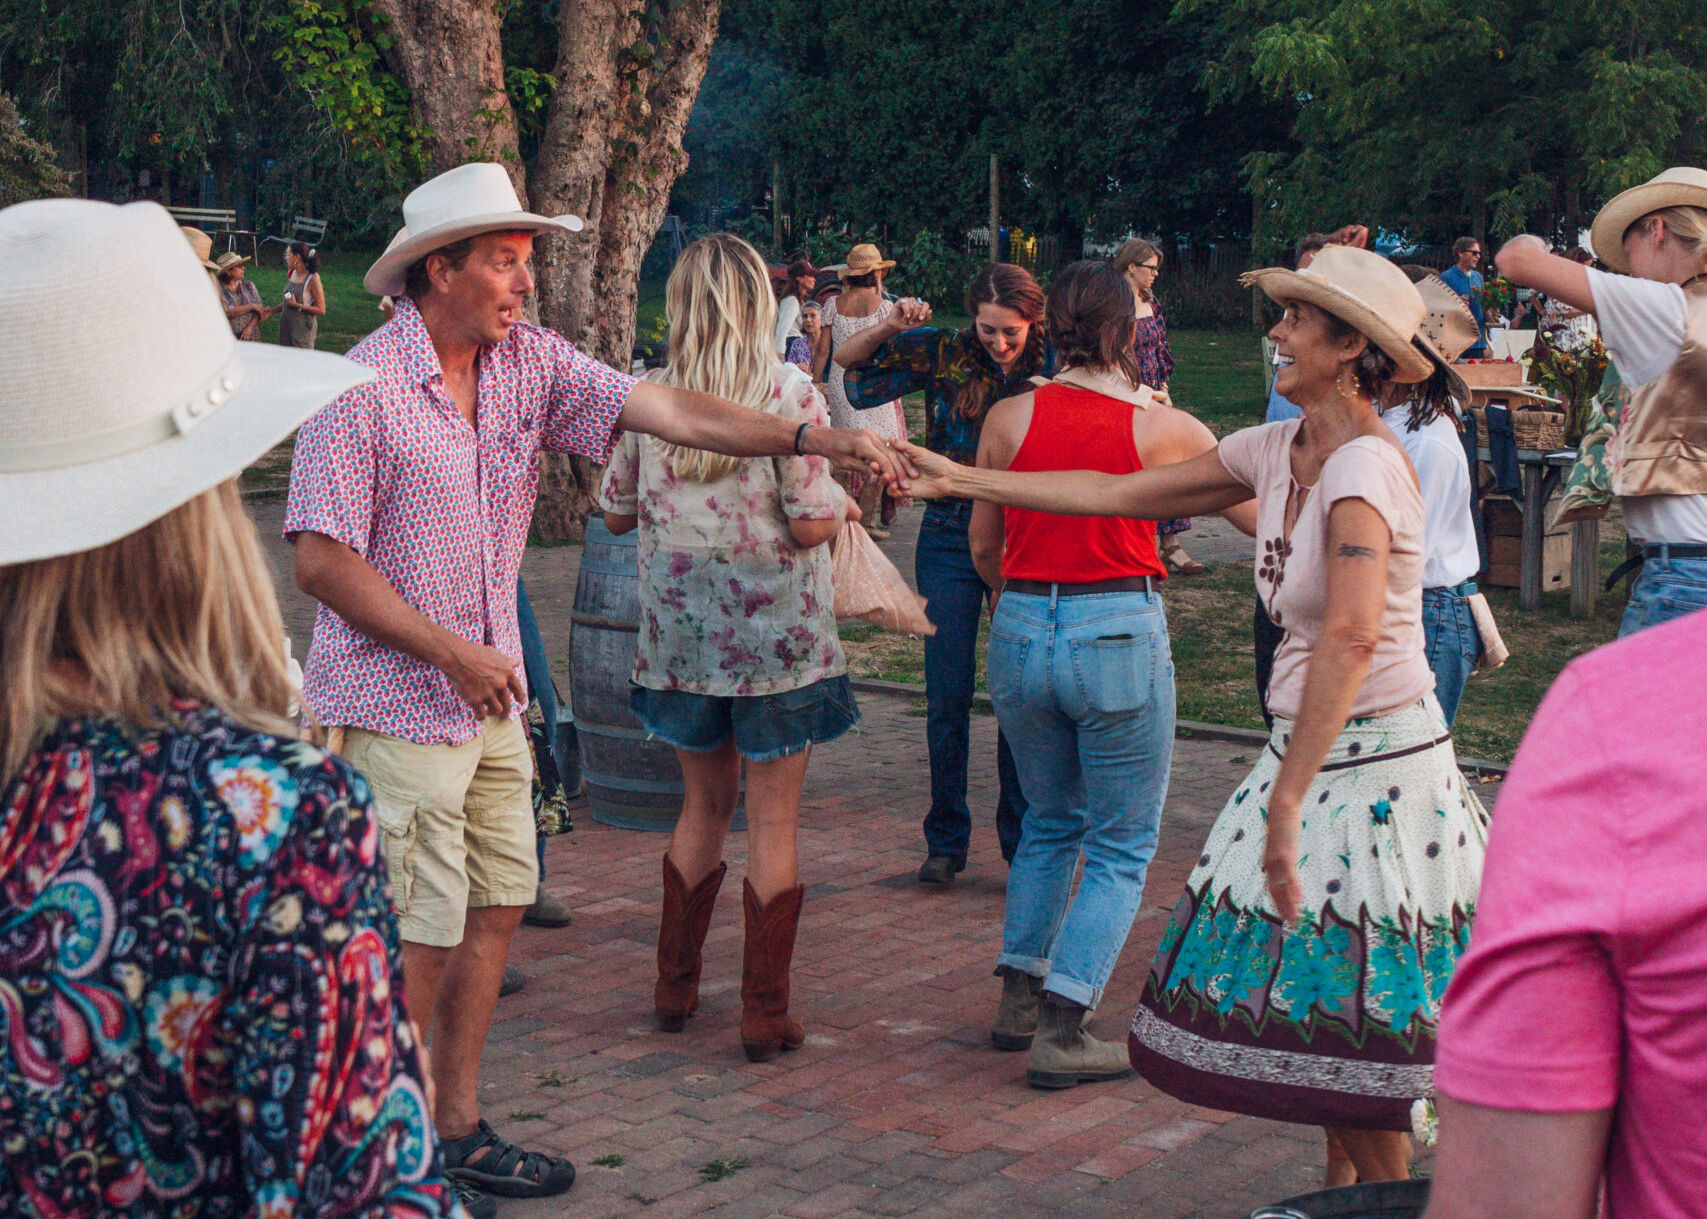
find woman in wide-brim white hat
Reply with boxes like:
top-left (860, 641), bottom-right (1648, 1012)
top-left (892, 243), bottom-right (1490, 1183)
top-left (0, 198), bottom-right (463, 1214)
top-left (1496, 166), bottom-right (1707, 637)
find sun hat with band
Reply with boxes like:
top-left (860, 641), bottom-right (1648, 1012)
top-left (1411, 273), bottom-right (1479, 402)
top-left (1241, 244), bottom-right (1433, 383)
top-left (1589, 166), bottom-right (1707, 274)
top-left (0, 199), bottom-right (373, 566)
top-left (364, 161), bottom-right (584, 296)
top-left (821, 243), bottom-right (896, 277)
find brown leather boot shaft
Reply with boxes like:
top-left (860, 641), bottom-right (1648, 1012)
top-left (739, 879), bottom-right (805, 1061)
top-left (654, 856), bottom-right (726, 1030)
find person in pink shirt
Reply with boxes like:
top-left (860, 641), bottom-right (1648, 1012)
top-left (1429, 605), bottom-right (1707, 1219)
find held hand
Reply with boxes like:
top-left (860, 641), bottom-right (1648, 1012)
top-left (1261, 804), bottom-right (1304, 923)
top-left (1148, 385), bottom-right (1173, 409)
top-left (443, 639), bottom-right (526, 721)
top-left (806, 426), bottom-right (917, 488)
top-left (1328, 224), bottom-right (1371, 250)
top-left (890, 298), bottom-right (932, 332)
top-left (843, 497), bottom-right (863, 524)
top-left (888, 438), bottom-right (963, 500)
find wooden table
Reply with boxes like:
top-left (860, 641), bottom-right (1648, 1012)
top-left (1478, 446), bottom-right (1600, 616)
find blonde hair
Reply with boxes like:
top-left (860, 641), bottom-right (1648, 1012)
top-left (651, 234), bottom-right (788, 482)
top-left (1631, 206), bottom-right (1707, 269)
top-left (0, 481), bottom-right (294, 785)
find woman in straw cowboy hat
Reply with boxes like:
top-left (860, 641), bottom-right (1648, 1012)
top-left (1496, 166), bottom-right (1707, 637)
top-left (0, 200), bottom-right (463, 1215)
top-left (215, 249), bottom-right (275, 341)
top-left (819, 243), bottom-right (909, 536)
top-left (894, 244), bottom-right (1489, 1182)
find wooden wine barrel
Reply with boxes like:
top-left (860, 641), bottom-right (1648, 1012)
top-left (568, 518), bottom-right (742, 831)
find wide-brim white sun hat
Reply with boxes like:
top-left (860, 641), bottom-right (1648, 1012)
top-left (364, 162), bottom-right (584, 297)
top-left (1241, 244), bottom-right (1433, 383)
top-left (0, 198), bottom-right (374, 566)
top-left (1590, 166), bottom-right (1707, 274)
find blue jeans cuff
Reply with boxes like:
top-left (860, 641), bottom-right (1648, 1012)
top-left (997, 951), bottom-right (1050, 980)
top-left (1041, 974), bottom-right (1099, 1009)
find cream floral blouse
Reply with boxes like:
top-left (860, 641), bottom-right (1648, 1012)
top-left (597, 364), bottom-right (849, 696)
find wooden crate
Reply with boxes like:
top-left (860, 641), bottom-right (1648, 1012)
top-left (1482, 499), bottom-right (1571, 591)
top-left (1459, 361), bottom-right (1526, 388)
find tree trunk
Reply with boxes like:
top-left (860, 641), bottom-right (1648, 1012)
top-left (526, 0), bottom-right (722, 542)
top-left (366, 0), bottom-right (525, 197)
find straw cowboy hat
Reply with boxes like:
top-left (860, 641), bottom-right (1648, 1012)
top-left (212, 250), bottom-right (250, 275)
top-left (180, 225), bottom-right (219, 272)
top-left (822, 243), bottom-right (896, 277)
top-left (1412, 273), bottom-right (1478, 401)
top-left (1590, 167), bottom-right (1707, 274)
top-left (0, 199), bottom-right (373, 565)
top-left (1241, 244), bottom-right (1433, 382)
top-left (365, 162), bottom-right (584, 296)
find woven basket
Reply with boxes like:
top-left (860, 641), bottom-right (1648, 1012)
top-left (1472, 405), bottom-right (1567, 452)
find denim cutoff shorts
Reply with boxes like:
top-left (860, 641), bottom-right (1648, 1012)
top-left (629, 674), bottom-right (860, 763)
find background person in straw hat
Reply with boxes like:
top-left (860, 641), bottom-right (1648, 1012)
top-left (215, 250), bottom-right (274, 341)
top-left (894, 244), bottom-right (1489, 1183)
top-left (1496, 167), bottom-right (1707, 638)
top-left (285, 161), bottom-right (911, 1207)
top-left (0, 199), bottom-right (462, 1217)
top-left (819, 242), bottom-right (908, 536)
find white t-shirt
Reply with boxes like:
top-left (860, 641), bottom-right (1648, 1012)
top-left (1587, 267), bottom-right (1707, 543)
top-left (1380, 405), bottom-right (1481, 588)
top-left (774, 295), bottom-right (803, 357)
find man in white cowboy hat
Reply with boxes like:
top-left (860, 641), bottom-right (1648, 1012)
top-left (284, 161), bottom-right (909, 1205)
top-left (1495, 166), bottom-right (1707, 638)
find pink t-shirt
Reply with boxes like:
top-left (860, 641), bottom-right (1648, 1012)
top-left (1217, 421), bottom-right (1431, 721)
top-left (1436, 610), bottom-right (1707, 1218)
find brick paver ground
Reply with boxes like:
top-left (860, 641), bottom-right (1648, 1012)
top-left (252, 504), bottom-right (1426, 1219)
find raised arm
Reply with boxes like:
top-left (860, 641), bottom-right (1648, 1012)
top-left (894, 435), bottom-right (1252, 522)
top-left (617, 379), bottom-right (914, 486)
top-left (833, 298), bottom-right (932, 369)
top-left (1261, 497), bottom-right (1390, 920)
top-left (1495, 235), bottom-right (1593, 313)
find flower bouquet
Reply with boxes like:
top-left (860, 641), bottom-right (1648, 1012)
top-left (1478, 276), bottom-right (1518, 320)
top-left (1526, 324), bottom-right (1609, 445)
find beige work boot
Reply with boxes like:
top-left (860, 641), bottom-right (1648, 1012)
top-left (991, 966), bottom-right (1043, 1051)
top-left (1027, 993), bottom-right (1134, 1089)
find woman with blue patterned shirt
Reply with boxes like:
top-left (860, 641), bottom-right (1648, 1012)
top-left (834, 263), bottom-right (1056, 885)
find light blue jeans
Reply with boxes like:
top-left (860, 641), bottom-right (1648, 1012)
top-left (1422, 582), bottom-right (1482, 727)
top-left (1620, 551), bottom-right (1707, 637)
top-left (989, 588), bottom-right (1174, 1008)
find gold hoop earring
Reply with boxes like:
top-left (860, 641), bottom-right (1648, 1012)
top-left (1339, 368), bottom-right (1357, 400)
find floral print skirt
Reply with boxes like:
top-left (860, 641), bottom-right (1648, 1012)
top-left (1128, 698), bottom-right (1488, 1131)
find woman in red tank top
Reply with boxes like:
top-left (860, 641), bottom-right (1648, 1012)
top-left (967, 261), bottom-right (1250, 1089)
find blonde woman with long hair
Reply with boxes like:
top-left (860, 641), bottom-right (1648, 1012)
top-left (598, 233), bottom-right (860, 1061)
top-left (0, 200), bottom-right (463, 1215)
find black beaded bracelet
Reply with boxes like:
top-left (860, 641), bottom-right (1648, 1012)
top-left (793, 422), bottom-right (812, 455)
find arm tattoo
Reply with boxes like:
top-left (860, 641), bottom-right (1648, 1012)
top-left (1336, 544), bottom-right (1379, 560)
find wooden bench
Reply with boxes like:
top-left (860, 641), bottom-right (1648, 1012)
top-left (166, 206), bottom-right (258, 263)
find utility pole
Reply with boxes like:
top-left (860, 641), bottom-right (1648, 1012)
top-left (989, 154), bottom-right (1000, 264)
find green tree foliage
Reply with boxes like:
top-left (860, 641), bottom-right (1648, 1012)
top-left (0, 92), bottom-right (68, 204)
top-left (675, 0), bottom-right (1283, 244)
top-left (1188, 0), bottom-right (1707, 253)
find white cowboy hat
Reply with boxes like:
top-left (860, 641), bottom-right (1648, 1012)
top-left (1590, 167), bottom-right (1707, 274)
top-left (364, 162), bottom-right (584, 296)
top-left (1241, 245), bottom-right (1433, 382)
top-left (0, 199), bottom-right (373, 566)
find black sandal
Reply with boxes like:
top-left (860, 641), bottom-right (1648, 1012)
top-left (449, 1177), bottom-right (497, 1219)
top-left (440, 1120), bottom-right (577, 1198)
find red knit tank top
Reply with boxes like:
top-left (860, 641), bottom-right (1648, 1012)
top-left (1000, 382), bottom-right (1166, 583)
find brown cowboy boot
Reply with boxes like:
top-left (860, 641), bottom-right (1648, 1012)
top-left (739, 879), bottom-right (806, 1062)
top-left (654, 856), bottom-right (727, 1032)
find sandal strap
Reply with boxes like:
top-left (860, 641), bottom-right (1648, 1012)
top-left (445, 1120), bottom-right (566, 1184)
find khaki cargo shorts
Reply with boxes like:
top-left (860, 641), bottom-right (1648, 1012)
top-left (343, 714), bottom-right (536, 948)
